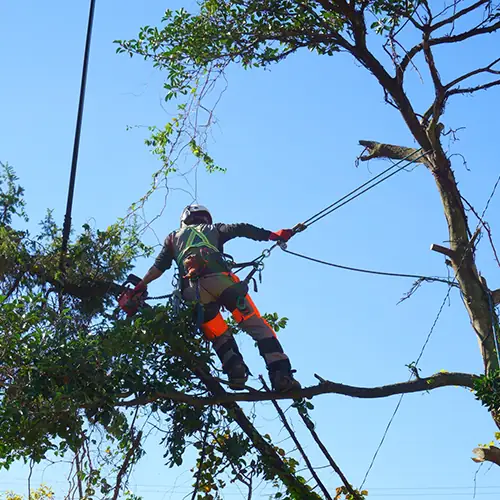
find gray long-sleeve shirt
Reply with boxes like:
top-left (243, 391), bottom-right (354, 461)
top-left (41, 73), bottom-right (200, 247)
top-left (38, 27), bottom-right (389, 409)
top-left (154, 222), bottom-right (272, 272)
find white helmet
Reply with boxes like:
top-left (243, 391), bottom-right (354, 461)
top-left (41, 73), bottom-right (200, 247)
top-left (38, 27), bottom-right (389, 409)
top-left (180, 204), bottom-right (213, 226)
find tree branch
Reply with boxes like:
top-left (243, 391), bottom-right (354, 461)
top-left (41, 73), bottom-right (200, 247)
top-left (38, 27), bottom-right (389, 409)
top-left (295, 403), bottom-right (361, 500)
top-left (493, 289), bottom-right (500, 305)
top-left (112, 430), bottom-right (143, 500)
top-left (445, 57), bottom-right (500, 90)
top-left (260, 376), bottom-right (334, 500)
top-left (25, 260), bottom-right (123, 300)
top-left (400, 19), bottom-right (500, 75)
top-left (472, 445), bottom-right (500, 467)
top-left (422, 30), bottom-right (447, 130)
top-left (431, 0), bottom-right (491, 32)
top-left (185, 361), bottom-right (320, 499)
top-left (358, 140), bottom-right (427, 163)
top-left (447, 77), bottom-right (500, 96)
top-left (116, 372), bottom-right (477, 407)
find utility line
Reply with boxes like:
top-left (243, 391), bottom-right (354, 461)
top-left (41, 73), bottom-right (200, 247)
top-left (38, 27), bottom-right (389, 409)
top-left (59, 0), bottom-right (96, 271)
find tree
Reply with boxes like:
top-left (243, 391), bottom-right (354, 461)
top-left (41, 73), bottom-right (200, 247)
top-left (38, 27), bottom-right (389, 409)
top-left (2, 0), bottom-right (500, 498)
top-left (115, 0), bottom-right (500, 421)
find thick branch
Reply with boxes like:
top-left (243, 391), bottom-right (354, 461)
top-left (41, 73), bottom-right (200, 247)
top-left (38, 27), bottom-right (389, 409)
top-left (472, 446), bottom-right (500, 467)
top-left (187, 364), bottom-right (320, 499)
top-left (116, 372), bottom-right (477, 407)
top-left (358, 140), bottom-right (428, 163)
top-left (493, 289), bottom-right (500, 305)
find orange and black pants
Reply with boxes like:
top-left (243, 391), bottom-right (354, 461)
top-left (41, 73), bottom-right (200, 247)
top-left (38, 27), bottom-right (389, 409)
top-left (182, 272), bottom-right (291, 376)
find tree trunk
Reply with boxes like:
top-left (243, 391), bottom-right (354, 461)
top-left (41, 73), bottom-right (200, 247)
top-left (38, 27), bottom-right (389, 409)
top-left (428, 153), bottom-right (499, 375)
top-left (352, 41), bottom-right (499, 377)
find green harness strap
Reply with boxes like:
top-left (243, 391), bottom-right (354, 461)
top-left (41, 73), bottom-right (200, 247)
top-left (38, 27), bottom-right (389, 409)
top-left (176, 226), bottom-right (220, 265)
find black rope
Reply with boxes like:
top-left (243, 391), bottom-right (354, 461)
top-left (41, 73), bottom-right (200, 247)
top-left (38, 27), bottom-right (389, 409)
top-left (301, 149), bottom-right (429, 229)
top-left (60, 0), bottom-right (97, 270)
top-left (282, 248), bottom-right (454, 285)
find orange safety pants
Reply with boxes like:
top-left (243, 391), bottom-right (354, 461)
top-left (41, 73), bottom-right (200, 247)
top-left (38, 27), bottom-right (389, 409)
top-left (183, 272), bottom-right (290, 374)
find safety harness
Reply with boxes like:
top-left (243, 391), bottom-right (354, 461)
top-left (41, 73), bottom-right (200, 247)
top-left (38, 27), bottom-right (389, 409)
top-left (117, 149), bottom-right (430, 317)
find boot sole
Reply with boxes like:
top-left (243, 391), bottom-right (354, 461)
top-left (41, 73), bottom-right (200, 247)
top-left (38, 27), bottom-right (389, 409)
top-left (228, 378), bottom-right (249, 390)
top-left (274, 381), bottom-right (302, 393)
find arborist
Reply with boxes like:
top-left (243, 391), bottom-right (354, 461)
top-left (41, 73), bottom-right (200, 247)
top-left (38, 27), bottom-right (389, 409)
top-left (132, 204), bottom-right (301, 393)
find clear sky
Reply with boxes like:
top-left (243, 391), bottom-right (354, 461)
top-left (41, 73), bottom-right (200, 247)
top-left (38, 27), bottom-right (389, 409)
top-left (1, 1), bottom-right (500, 498)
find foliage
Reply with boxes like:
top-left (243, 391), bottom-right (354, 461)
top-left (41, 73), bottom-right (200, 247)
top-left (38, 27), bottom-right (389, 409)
top-left (0, 163), bottom-right (309, 497)
top-left (334, 486), bottom-right (368, 500)
top-left (4, 0), bottom-right (500, 495)
top-left (3, 485), bottom-right (54, 500)
top-left (474, 369), bottom-right (500, 413)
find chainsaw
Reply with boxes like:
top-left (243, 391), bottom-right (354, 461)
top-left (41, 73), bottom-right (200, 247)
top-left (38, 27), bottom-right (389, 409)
top-left (118, 274), bottom-right (149, 317)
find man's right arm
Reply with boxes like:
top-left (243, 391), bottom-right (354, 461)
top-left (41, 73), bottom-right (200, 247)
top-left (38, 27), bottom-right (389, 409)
top-left (153, 233), bottom-right (175, 273)
top-left (216, 223), bottom-right (272, 245)
top-left (135, 234), bottom-right (174, 291)
top-left (216, 223), bottom-right (295, 245)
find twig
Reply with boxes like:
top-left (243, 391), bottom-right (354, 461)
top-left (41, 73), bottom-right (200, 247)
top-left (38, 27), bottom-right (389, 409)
top-left (75, 451), bottom-right (84, 499)
top-left (28, 459), bottom-right (34, 500)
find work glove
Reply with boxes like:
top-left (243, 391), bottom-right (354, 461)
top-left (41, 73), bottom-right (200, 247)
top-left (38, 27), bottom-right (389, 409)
top-left (269, 229), bottom-right (294, 242)
top-left (133, 281), bottom-right (147, 296)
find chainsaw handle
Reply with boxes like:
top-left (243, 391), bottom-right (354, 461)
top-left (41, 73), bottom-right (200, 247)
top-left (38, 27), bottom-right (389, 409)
top-left (126, 273), bottom-right (143, 286)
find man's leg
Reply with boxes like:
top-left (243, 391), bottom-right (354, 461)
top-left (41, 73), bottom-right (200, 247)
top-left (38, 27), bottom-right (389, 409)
top-left (218, 274), bottom-right (301, 392)
top-left (200, 301), bottom-right (249, 389)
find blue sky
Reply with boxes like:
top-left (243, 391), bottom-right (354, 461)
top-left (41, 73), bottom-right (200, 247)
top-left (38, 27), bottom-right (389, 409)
top-left (1, 0), bottom-right (500, 498)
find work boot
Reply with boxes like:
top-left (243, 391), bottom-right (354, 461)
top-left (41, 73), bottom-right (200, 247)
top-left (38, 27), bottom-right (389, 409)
top-left (226, 362), bottom-right (249, 390)
top-left (270, 368), bottom-right (301, 393)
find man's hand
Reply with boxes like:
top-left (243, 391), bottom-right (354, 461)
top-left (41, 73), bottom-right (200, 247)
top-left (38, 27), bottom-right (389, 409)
top-left (133, 281), bottom-right (147, 296)
top-left (269, 229), bottom-right (294, 242)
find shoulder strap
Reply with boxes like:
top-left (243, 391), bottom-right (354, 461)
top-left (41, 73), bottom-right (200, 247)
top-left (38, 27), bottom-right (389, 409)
top-left (176, 226), bottom-right (220, 264)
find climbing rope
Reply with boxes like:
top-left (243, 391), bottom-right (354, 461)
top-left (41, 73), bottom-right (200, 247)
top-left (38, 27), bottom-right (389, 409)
top-left (300, 149), bottom-right (429, 230)
top-left (241, 148), bottom-right (430, 281)
top-left (59, 0), bottom-right (97, 271)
